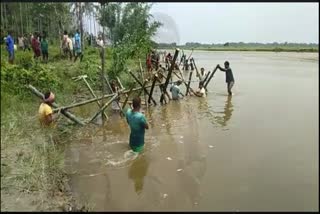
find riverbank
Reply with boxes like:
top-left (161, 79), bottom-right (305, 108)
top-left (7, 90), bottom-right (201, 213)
top-left (0, 45), bottom-right (122, 211)
top-left (159, 46), bottom-right (318, 53)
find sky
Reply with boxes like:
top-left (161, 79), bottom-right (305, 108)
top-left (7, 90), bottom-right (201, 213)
top-left (149, 3), bottom-right (319, 45)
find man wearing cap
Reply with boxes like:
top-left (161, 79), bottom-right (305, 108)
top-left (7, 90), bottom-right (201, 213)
top-left (39, 91), bottom-right (60, 127)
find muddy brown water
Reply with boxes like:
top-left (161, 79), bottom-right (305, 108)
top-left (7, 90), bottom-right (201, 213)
top-left (64, 51), bottom-right (318, 211)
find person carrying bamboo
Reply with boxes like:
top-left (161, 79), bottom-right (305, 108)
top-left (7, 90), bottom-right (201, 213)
top-left (217, 61), bottom-right (235, 96)
top-left (126, 97), bottom-right (149, 153)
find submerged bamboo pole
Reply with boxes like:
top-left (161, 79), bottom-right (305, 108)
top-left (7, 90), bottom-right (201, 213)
top-left (121, 86), bottom-right (134, 114)
top-left (148, 75), bottom-right (158, 104)
top-left (81, 76), bottom-right (108, 120)
top-left (128, 70), bottom-right (157, 105)
top-left (28, 85), bottom-right (85, 126)
top-left (139, 58), bottom-right (148, 109)
top-left (160, 48), bottom-right (179, 104)
top-left (191, 58), bottom-right (201, 81)
top-left (185, 71), bottom-right (193, 96)
top-left (204, 65), bottom-right (219, 89)
top-left (203, 70), bottom-right (211, 84)
top-left (90, 94), bottom-right (118, 122)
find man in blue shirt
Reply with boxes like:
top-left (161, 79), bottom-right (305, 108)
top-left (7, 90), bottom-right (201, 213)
top-left (6, 30), bottom-right (14, 64)
top-left (73, 29), bottom-right (83, 62)
top-left (126, 97), bottom-right (149, 153)
top-left (170, 80), bottom-right (184, 100)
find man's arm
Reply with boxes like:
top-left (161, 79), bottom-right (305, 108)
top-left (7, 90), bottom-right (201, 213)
top-left (217, 65), bottom-right (227, 72)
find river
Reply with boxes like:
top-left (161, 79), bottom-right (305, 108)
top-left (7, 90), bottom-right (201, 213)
top-left (64, 51), bottom-right (318, 211)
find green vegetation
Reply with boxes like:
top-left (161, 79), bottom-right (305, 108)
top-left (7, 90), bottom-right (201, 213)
top-left (1, 2), bottom-right (160, 211)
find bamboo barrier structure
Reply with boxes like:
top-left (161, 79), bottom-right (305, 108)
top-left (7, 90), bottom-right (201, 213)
top-left (90, 94), bottom-right (119, 122)
top-left (128, 70), bottom-right (157, 106)
top-left (204, 65), bottom-right (219, 89)
top-left (28, 84), bottom-right (85, 126)
top-left (160, 48), bottom-right (179, 104)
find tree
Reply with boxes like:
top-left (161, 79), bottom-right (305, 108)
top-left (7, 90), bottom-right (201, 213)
top-left (97, 3), bottom-right (161, 78)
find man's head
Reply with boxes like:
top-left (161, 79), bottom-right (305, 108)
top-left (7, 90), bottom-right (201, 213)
top-left (43, 91), bottom-right (55, 104)
top-left (201, 67), bottom-right (205, 74)
top-left (64, 30), bottom-right (68, 35)
top-left (7, 30), bottom-right (12, 36)
top-left (176, 80), bottom-right (182, 86)
top-left (132, 97), bottom-right (141, 110)
top-left (224, 61), bottom-right (230, 68)
top-left (199, 82), bottom-right (204, 89)
top-left (76, 29), bottom-right (80, 34)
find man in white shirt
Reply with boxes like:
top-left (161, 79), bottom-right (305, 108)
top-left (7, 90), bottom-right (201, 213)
top-left (192, 82), bottom-right (206, 97)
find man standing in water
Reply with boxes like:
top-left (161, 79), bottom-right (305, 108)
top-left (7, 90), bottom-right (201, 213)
top-left (170, 80), bottom-right (184, 100)
top-left (217, 61), bottom-right (235, 96)
top-left (126, 97), bottom-right (149, 153)
top-left (192, 82), bottom-right (206, 97)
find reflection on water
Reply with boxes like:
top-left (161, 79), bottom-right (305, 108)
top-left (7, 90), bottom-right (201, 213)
top-left (215, 95), bottom-right (233, 127)
top-left (128, 155), bottom-right (150, 195)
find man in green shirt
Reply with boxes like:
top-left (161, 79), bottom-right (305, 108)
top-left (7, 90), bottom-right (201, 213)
top-left (126, 97), bottom-right (149, 153)
top-left (41, 36), bottom-right (49, 63)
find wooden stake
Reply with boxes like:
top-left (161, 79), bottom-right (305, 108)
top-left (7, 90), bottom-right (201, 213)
top-left (28, 85), bottom-right (85, 126)
top-left (191, 58), bottom-right (201, 81)
top-left (90, 94), bottom-right (118, 123)
top-left (148, 75), bottom-right (158, 104)
top-left (121, 87), bottom-right (134, 114)
top-left (185, 71), bottom-right (193, 96)
top-left (81, 76), bottom-right (108, 120)
top-left (128, 70), bottom-right (157, 105)
top-left (203, 70), bottom-right (211, 84)
top-left (204, 65), bottom-right (219, 89)
top-left (160, 48), bottom-right (179, 104)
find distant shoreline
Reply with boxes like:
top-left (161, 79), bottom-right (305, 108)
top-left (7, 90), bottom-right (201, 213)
top-left (158, 47), bottom-right (318, 53)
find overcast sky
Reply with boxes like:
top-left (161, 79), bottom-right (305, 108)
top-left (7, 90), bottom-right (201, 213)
top-left (150, 3), bottom-right (319, 44)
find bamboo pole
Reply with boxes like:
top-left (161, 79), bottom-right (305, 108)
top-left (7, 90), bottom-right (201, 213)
top-left (52, 93), bottom-right (116, 112)
top-left (28, 85), bottom-right (85, 126)
top-left (128, 70), bottom-right (157, 105)
top-left (148, 75), bottom-right (158, 104)
top-left (203, 70), bottom-right (211, 84)
top-left (185, 71), bottom-right (193, 96)
top-left (137, 80), bottom-right (148, 97)
top-left (121, 86), bottom-right (134, 114)
top-left (160, 48), bottom-right (179, 104)
top-left (139, 58), bottom-right (148, 108)
top-left (81, 76), bottom-right (108, 119)
top-left (204, 65), bottom-right (219, 89)
top-left (90, 94), bottom-right (118, 122)
top-left (191, 58), bottom-right (201, 81)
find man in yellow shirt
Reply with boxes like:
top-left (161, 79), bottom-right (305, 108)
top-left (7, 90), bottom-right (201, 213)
top-left (39, 91), bottom-right (60, 127)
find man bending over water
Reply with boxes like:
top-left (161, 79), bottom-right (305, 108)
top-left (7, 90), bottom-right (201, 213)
top-left (217, 61), bottom-right (235, 96)
top-left (39, 91), bottom-right (60, 127)
top-left (126, 97), bottom-right (149, 153)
